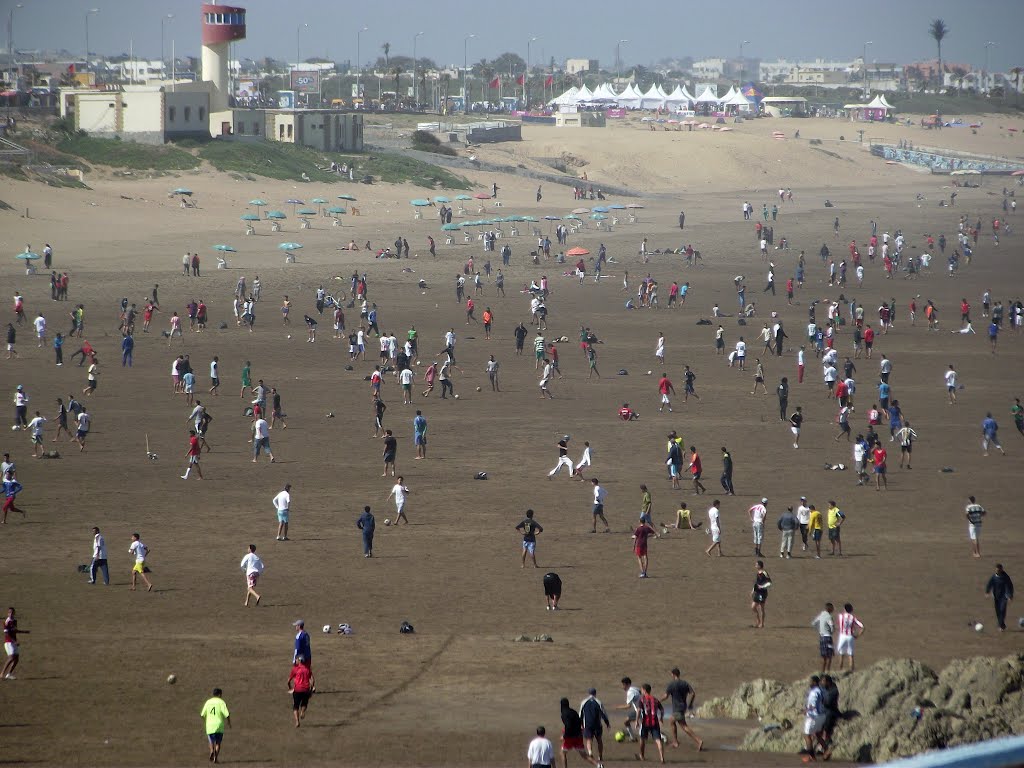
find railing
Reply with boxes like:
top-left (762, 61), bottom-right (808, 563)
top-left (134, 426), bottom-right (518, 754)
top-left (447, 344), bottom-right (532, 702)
top-left (0, 135), bottom-right (33, 164)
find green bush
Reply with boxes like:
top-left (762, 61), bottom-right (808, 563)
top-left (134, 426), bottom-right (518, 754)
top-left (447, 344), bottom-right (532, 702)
top-left (56, 135), bottom-right (196, 171)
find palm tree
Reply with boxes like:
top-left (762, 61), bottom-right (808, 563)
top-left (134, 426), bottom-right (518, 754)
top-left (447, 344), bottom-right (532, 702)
top-left (929, 19), bottom-right (948, 91)
top-left (381, 42), bottom-right (391, 68)
top-left (391, 66), bottom-right (401, 102)
top-left (951, 66), bottom-right (967, 96)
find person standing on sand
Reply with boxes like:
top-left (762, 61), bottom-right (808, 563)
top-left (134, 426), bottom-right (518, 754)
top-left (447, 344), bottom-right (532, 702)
top-left (591, 479), bottom-right (610, 533)
top-left (579, 688), bottom-right (611, 766)
top-left (636, 684), bottom-right (666, 764)
top-left (965, 496), bottom-right (986, 558)
top-left (632, 519), bottom-right (658, 578)
top-left (751, 560), bottom-right (772, 628)
top-left (287, 656), bottom-right (315, 727)
top-left (836, 604), bottom-right (864, 671)
top-left (240, 544), bottom-right (264, 607)
top-left (516, 509), bottom-right (543, 568)
top-left (128, 532), bottom-right (154, 592)
top-left (705, 501), bottom-right (723, 557)
top-left (662, 667), bottom-right (702, 751)
top-left (528, 726), bottom-right (555, 768)
top-left (985, 563), bottom-right (1014, 632)
top-left (357, 506), bottom-right (375, 557)
top-left (749, 498), bottom-right (768, 557)
top-left (811, 603), bottom-right (835, 673)
top-left (560, 697), bottom-right (598, 768)
top-left (199, 688), bottom-right (231, 764)
top-left (388, 477), bottom-right (410, 525)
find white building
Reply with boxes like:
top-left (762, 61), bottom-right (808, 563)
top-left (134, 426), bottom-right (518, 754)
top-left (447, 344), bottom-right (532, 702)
top-left (565, 58), bottom-right (598, 75)
top-left (118, 59), bottom-right (168, 83)
top-left (691, 57), bottom-right (725, 79)
top-left (60, 83), bottom-right (212, 144)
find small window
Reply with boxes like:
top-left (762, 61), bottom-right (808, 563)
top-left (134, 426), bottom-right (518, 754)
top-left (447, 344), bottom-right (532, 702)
top-left (184, 106), bottom-right (191, 121)
top-left (279, 124), bottom-right (285, 139)
top-left (253, 122), bottom-right (260, 135)
top-left (198, 107), bottom-right (205, 121)
top-left (237, 122), bottom-right (245, 135)
top-left (168, 106), bottom-right (176, 122)
top-left (287, 124), bottom-right (293, 139)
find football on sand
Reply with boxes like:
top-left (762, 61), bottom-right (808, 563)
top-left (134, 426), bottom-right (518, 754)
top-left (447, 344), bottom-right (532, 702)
top-left (476, 386), bottom-right (482, 391)
top-left (166, 674), bottom-right (176, 684)
top-left (384, 519), bottom-right (391, 526)
top-left (974, 622), bottom-right (984, 632)
top-left (614, 731), bottom-right (626, 743)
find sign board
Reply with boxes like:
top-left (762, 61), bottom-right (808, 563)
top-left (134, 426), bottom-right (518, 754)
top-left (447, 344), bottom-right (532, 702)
top-left (290, 70), bottom-right (320, 94)
top-left (236, 79), bottom-right (257, 99)
top-left (276, 90), bottom-right (295, 109)
top-left (350, 83), bottom-right (365, 99)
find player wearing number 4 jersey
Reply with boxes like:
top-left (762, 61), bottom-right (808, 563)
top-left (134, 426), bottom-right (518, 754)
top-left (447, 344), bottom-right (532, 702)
top-left (836, 604), bottom-right (864, 671)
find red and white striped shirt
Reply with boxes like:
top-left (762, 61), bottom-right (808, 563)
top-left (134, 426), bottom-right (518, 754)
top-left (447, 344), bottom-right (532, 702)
top-left (837, 611), bottom-right (863, 638)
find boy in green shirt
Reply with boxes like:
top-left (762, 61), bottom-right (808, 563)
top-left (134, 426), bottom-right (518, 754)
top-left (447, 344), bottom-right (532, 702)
top-left (200, 688), bottom-right (231, 763)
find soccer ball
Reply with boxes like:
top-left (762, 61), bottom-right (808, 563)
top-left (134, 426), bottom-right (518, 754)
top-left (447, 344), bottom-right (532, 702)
top-left (322, 624), bottom-right (331, 634)
top-left (384, 519), bottom-right (391, 526)
top-left (475, 386), bottom-right (482, 391)
top-left (454, 394), bottom-right (460, 399)
top-left (974, 622), bottom-right (984, 632)
top-left (287, 335), bottom-right (292, 339)
top-left (614, 731), bottom-right (626, 743)
top-left (10, 425), bottom-right (18, 431)
top-left (166, 674), bottom-right (177, 685)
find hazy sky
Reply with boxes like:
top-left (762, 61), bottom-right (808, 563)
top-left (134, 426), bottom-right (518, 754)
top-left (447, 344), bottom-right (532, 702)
top-left (11, 0), bottom-right (1024, 73)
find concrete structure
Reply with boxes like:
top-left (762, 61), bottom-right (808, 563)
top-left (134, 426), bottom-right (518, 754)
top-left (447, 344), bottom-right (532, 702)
top-left (119, 59), bottom-right (167, 83)
top-left (565, 58), bottom-right (599, 75)
top-left (60, 83), bottom-right (212, 144)
top-left (228, 108), bottom-right (363, 151)
top-left (554, 110), bottom-right (606, 128)
top-left (759, 96), bottom-right (808, 117)
top-left (201, 3), bottom-right (246, 132)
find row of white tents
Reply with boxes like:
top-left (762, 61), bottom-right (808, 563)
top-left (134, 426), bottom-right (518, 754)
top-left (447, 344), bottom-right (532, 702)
top-left (549, 83), bottom-right (753, 111)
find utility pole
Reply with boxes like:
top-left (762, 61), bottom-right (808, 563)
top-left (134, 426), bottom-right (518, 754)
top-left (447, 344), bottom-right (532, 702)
top-left (356, 26), bottom-right (368, 101)
top-left (863, 41), bottom-right (873, 99)
top-left (84, 8), bottom-right (99, 70)
top-left (160, 14), bottom-right (174, 80)
top-left (463, 33), bottom-right (475, 114)
top-left (413, 31), bottom-right (424, 106)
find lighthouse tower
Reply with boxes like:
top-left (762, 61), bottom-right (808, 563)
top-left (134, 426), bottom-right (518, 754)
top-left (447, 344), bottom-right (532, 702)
top-left (201, 4), bottom-right (246, 117)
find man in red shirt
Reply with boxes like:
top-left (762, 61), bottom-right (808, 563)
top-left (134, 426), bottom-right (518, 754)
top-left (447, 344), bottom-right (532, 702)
top-left (834, 379), bottom-right (849, 408)
top-left (657, 374), bottom-right (675, 413)
top-left (632, 521), bottom-right (658, 578)
top-left (2, 606), bottom-right (28, 680)
top-left (287, 655), bottom-right (315, 727)
top-left (619, 403), bottom-right (639, 421)
top-left (637, 683), bottom-right (666, 763)
top-left (688, 447), bottom-right (706, 495)
top-left (863, 325), bottom-right (875, 358)
top-left (181, 430), bottom-right (203, 480)
top-left (786, 278), bottom-right (794, 305)
top-left (871, 443), bottom-right (887, 491)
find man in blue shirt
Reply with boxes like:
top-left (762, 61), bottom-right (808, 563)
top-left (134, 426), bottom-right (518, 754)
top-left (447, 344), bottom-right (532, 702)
top-left (878, 381), bottom-right (890, 411)
top-left (888, 400), bottom-right (903, 441)
top-left (121, 334), bottom-right (134, 367)
top-left (292, 620), bottom-right (311, 665)
top-left (413, 411), bottom-right (427, 459)
top-left (981, 413), bottom-right (1005, 456)
top-left (357, 506), bottom-right (375, 557)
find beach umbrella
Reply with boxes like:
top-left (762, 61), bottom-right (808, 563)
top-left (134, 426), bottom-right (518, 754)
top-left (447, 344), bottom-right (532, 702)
top-left (285, 198), bottom-right (304, 216)
top-left (591, 206), bottom-right (609, 212)
top-left (266, 211), bottom-right (287, 220)
top-left (337, 194), bottom-right (357, 201)
top-left (410, 199), bottom-right (431, 206)
top-left (327, 206), bottom-right (347, 214)
top-left (311, 197), bottom-right (328, 204)
top-left (240, 213), bottom-right (260, 222)
top-left (473, 192), bottom-right (492, 200)
top-left (566, 247), bottom-right (590, 256)
top-left (455, 194), bottom-right (472, 201)
top-left (441, 223), bottom-right (462, 231)
top-left (572, 207), bottom-right (590, 214)
top-left (297, 207), bottom-right (318, 216)
top-left (248, 199), bottom-right (267, 209)
top-left (212, 245), bottom-right (236, 252)
top-left (625, 203), bottom-right (645, 209)
top-left (522, 216), bottom-right (538, 222)
top-left (544, 215), bottom-right (561, 220)
top-left (434, 196), bottom-right (451, 203)
top-left (590, 213), bottom-right (608, 220)
top-left (15, 250), bottom-right (40, 260)
top-left (278, 242), bottom-right (303, 251)
top-left (172, 187), bottom-right (192, 196)
top-left (609, 204), bottom-right (626, 210)
top-left (564, 214), bottom-right (581, 220)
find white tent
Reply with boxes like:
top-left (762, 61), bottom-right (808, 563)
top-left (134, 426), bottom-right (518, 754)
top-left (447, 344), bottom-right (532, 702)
top-left (640, 83), bottom-right (666, 109)
top-left (655, 83), bottom-right (670, 100)
top-left (679, 85), bottom-right (696, 103)
top-left (878, 94), bottom-right (895, 109)
top-left (693, 86), bottom-right (721, 104)
top-left (548, 86), bottom-right (580, 106)
top-left (719, 86), bottom-right (737, 101)
top-left (664, 85), bottom-right (692, 108)
top-left (592, 82), bottom-right (618, 100)
top-left (575, 84), bottom-right (594, 102)
top-left (722, 89), bottom-right (753, 112)
top-left (616, 83), bottom-right (642, 109)
top-left (867, 94), bottom-right (892, 112)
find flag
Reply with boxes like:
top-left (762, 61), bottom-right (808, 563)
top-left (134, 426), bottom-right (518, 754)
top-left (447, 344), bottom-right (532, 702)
top-left (544, 75), bottom-right (553, 87)
top-left (488, 76), bottom-right (500, 89)
top-left (516, 74), bottom-right (525, 86)
top-left (68, 64), bottom-right (76, 74)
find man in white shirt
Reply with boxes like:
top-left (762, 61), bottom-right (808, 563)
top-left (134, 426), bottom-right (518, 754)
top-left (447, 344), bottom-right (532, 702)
top-left (527, 725), bottom-right (554, 768)
top-left (945, 364), bottom-right (958, 404)
top-left (811, 603), bottom-right (835, 672)
top-left (240, 544), bottom-right (264, 607)
top-left (574, 442), bottom-right (593, 479)
top-left (734, 338), bottom-right (746, 371)
top-left (388, 477), bottom-right (410, 524)
top-left (33, 314), bottom-right (46, 347)
top-left (802, 677), bottom-right (826, 758)
top-left (539, 360), bottom-right (553, 398)
top-left (74, 408), bottom-right (90, 452)
top-left (128, 532), bottom-right (153, 592)
top-left (252, 417), bottom-right (274, 464)
top-left (89, 526), bottom-right (109, 585)
top-left (591, 478), bottom-right (609, 533)
top-left (796, 497), bottom-right (811, 551)
top-left (749, 498), bottom-right (768, 557)
top-left (705, 501), bottom-right (722, 557)
top-left (273, 484), bottom-right (292, 541)
top-left (399, 367), bottom-right (414, 404)
top-left (836, 602), bottom-right (865, 671)
top-left (27, 412), bottom-right (46, 458)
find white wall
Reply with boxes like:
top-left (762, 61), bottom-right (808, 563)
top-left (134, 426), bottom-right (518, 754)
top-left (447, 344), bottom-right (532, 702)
top-left (165, 89), bottom-right (209, 135)
top-left (121, 87), bottom-right (163, 134)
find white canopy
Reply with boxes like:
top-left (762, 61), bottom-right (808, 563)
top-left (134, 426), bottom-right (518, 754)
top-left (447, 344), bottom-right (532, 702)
top-left (592, 82), bottom-right (618, 100)
top-left (575, 84), bottom-right (594, 101)
top-left (867, 95), bottom-right (892, 111)
top-left (664, 85), bottom-right (692, 106)
top-left (693, 86), bottom-right (721, 104)
top-left (878, 94), bottom-right (894, 109)
top-left (723, 90), bottom-right (752, 107)
top-left (640, 83), bottom-right (666, 109)
top-left (548, 86), bottom-right (580, 105)
top-left (719, 86), bottom-right (737, 101)
top-left (616, 83), bottom-right (642, 109)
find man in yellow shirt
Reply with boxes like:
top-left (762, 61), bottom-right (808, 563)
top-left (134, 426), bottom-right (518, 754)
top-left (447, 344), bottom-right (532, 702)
top-left (200, 688), bottom-right (231, 763)
top-left (807, 505), bottom-right (823, 559)
top-left (826, 501), bottom-right (846, 556)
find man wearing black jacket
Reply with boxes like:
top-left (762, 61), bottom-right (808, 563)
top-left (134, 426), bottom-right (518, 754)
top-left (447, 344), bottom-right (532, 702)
top-left (985, 564), bottom-right (1014, 631)
top-left (579, 688), bottom-right (610, 766)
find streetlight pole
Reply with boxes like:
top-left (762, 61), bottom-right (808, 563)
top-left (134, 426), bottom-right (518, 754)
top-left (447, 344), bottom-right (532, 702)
top-left (863, 41), bottom-right (873, 98)
top-left (463, 33), bottom-right (475, 114)
top-left (8, 4), bottom-right (23, 80)
top-left (526, 36), bottom-right (538, 107)
top-left (84, 8), bottom-right (99, 70)
top-left (160, 14), bottom-right (174, 79)
top-left (356, 26), bottom-right (368, 101)
top-left (413, 30), bottom-right (424, 106)
top-left (983, 41), bottom-right (997, 93)
top-left (616, 39), bottom-right (628, 80)
top-left (739, 39), bottom-right (749, 83)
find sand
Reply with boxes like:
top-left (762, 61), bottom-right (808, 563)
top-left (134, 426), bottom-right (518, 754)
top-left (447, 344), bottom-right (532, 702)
top-left (0, 113), bottom-right (1022, 767)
